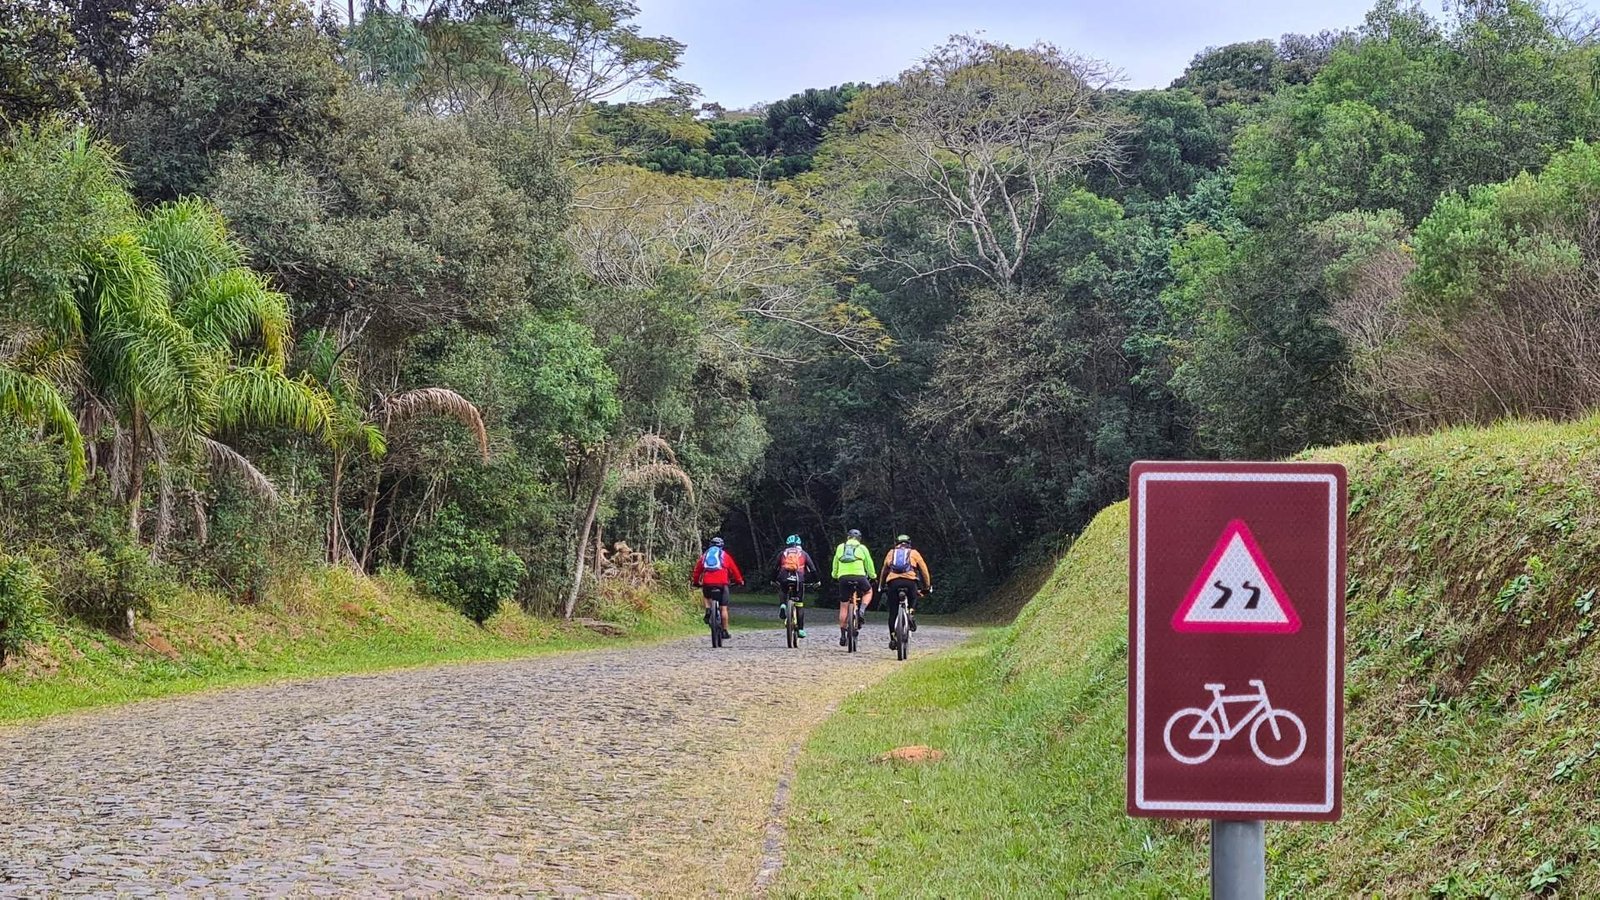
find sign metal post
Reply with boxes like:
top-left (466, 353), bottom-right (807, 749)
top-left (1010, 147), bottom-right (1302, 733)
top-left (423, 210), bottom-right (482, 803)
top-left (1127, 461), bottom-right (1347, 897)
top-left (1210, 819), bottom-right (1265, 900)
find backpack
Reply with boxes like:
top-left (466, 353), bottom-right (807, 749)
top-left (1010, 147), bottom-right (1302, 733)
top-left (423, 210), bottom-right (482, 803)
top-left (781, 546), bottom-right (807, 573)
top-left (702, 546), bottom-right (725, 571)
top-left (840, 540), bottom-right (860, 563)
top-left (889, 547), bottom-right (914, 574)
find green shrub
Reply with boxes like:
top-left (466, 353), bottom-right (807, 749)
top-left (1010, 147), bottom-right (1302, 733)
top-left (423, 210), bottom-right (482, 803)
top-left (0, 553), bottom-right (47, 665)
top-left (58, 542), bottom-right (163, 632)
top-left (409, 507), bottom-right (525, 624)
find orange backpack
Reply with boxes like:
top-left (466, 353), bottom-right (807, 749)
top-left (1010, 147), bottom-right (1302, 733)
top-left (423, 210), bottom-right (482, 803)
top-left (781, 546), bottom-right (807, 572)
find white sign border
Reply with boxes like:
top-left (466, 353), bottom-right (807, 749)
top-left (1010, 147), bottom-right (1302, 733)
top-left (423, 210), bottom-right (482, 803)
top-left (1133, 470), bottom-right (1339, 815)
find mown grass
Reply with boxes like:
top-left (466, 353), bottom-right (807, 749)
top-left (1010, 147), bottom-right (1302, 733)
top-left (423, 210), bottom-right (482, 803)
top-left (780, 415), bottom-right (1600, 898)
top-left (0, 567), bottom-right (699, 723)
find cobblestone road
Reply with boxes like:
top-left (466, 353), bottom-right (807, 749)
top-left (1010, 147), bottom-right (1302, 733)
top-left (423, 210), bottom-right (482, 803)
top-left (0, 614), bottom-right (965, 897)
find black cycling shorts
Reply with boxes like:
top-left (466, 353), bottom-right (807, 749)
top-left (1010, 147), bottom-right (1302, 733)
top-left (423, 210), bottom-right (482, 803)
top-left (779, 579), bottom-right (807, 604)
top-left (836, 575), bottom-right (872, 603)
top-left (701, 585), bottom-right (731, 604)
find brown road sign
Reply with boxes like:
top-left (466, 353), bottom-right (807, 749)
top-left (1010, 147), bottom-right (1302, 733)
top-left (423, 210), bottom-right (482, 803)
top-left (1127, 461), bottom-right (1347, 821)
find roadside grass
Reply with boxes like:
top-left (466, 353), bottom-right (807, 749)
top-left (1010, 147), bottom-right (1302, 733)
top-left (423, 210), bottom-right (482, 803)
top-left (781, 415), bottom-right (1600, 897)
top-left (0, 566), bottom-right (699, 723)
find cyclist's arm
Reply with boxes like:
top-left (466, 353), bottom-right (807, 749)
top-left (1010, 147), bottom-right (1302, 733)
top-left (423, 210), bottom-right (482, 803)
top-left (863, 547), bottom-right (877, 581)
top-left (691, 556), bottom-right (704, 586)
top-left (915, 550), bottom-right (931, 592)
top-left (830, 544), bottom-right (843, 580)
top-left (805, 552), bottom-right (820, 582)
top-left (727, 555), bottom-right (745, 586)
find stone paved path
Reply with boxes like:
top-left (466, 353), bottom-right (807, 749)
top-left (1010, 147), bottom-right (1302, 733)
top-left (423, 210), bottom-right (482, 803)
top-left (0, 613), bottom-right (965, 897)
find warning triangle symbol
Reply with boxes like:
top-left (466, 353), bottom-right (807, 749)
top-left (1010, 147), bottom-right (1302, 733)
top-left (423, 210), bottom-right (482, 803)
top-left (1172, 519), bottom-right (1301, 634)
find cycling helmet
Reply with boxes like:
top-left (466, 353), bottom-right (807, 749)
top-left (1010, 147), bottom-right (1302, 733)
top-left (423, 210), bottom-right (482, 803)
top-left (786, 534), bottom-right (802, 546)
top-left (847, 528), bottom-right (862, 538)
top-left (896, 534), bottom-right (910, 544)
top-left (711, 537), bottom-right (724, 547)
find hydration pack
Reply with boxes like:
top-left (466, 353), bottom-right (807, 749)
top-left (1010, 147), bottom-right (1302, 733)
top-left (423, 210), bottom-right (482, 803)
top-left (781, 546), bottom-right (807, 573)
top-left (702, 546), bottom-right (725, 571)
top-left (889, 547), bottom-right (914, 574)
top-left (840, 540), bottom-right (861, 563)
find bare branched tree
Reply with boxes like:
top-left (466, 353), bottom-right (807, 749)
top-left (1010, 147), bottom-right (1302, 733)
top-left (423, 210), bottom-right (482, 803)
top-left (569, 166), bottom-right (890, 364)
top-left (831, 35), bottom-right (1130, 285)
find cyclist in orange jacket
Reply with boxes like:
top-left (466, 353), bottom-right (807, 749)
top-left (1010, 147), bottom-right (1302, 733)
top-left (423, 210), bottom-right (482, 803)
top-left (877, 534), bottom-right (930, 650)
top-left (770, 534), bottom-right (819, 638)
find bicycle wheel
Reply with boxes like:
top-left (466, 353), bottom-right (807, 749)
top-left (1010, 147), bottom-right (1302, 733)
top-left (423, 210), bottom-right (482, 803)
top-left (1250, 709), bottom-right (1307, 766)
top-left (786, 607), bottom-right (797, 648)
top-left (710, 605), bottom-right (723, 649)
top-left (895, 610), bottom-right (909, 661)
top-left (846, 602), bottom-right (858, 653)
top-left (1162, 708), bottom-right (1220, 765)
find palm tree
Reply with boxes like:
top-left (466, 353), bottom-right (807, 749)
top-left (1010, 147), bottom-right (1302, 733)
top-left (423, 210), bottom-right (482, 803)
top-left (303, 329), bottom-right (489, 565)
top-left (3, 125), bottom-right (331, 539)
top-left (86, 200), bottom-right (332, 539)
top-left (563, 431), bottom-right (694, 619)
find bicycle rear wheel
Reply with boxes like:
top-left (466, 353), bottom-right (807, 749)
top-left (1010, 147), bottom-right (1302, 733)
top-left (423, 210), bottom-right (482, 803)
top-left (710, 606), bottom-right (723, 648)
top-left (846, 601), bottom-right (858, 653)
top-left (895, 610), bottom-right (909, 661)
top-left (786, 609), bottom-right (797, 648)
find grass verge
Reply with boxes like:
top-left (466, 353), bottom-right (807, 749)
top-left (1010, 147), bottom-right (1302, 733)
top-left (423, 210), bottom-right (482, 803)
top-left (0, 566), bottom-right (698, 723)
top-left (780, 415), bottom-right (1600, 897)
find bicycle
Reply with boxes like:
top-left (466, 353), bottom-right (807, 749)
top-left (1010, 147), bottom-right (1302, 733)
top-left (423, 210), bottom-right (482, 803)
top-left (890, 589), bottom-right (917, 661)
top-left (779, 579), bottom-right (815, 649)
top-left (705, 586), bottom-right (727, 649)
top-left (842, 588), bottom-right (866, 653)
top-left (1162, 679), bottom-right (1307, 766)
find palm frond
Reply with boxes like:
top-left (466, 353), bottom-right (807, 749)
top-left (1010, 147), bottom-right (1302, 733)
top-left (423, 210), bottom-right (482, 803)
top-left (623, 432), bottom-right (679, 466)
top-left (176, 269), bottom-right (292, 366)
top-left (382, 387), bottom-right (490, 462)
top-left (0, 365), bottom-right (86, 488)
top-left (616, 462), bottom-right (695, 503)
top-left (204, 438), bottom-right (279, 502)
top-left (361, 422), bottom-right (388, 459)
top-left (81, 233), bottom-right (215, 432)
top-left (215, 367), bottom-right (335, 439)
top-left (139, 199), bottom-right (243, 303)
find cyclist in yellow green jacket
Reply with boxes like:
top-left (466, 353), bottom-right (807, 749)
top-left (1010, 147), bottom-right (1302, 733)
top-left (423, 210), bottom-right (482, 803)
top-left (831, 529), bottom-right (876, 646)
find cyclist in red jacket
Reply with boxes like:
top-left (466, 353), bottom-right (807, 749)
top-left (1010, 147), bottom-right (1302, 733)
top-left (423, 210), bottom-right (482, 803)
top-left (691, 537), bottom-right (744, 641)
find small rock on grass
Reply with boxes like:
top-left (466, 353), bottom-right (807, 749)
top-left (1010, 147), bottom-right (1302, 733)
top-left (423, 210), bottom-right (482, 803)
top-left (874, 745), bottom-right (945, 764)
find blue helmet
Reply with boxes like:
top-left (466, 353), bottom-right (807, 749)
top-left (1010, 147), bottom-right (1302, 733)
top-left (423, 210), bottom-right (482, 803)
top-left (786, 534), bottom-right (802, 546)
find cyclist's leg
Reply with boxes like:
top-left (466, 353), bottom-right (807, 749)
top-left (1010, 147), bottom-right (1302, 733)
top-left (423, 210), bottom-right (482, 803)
top-left (701, 586), bottom-right (716, 622)
top-left (793, 581), bottom-right (806, 630)
top-left (886, 581), bottom-right (908, 634)
top-left (719, 587), bottom-right (731, 631)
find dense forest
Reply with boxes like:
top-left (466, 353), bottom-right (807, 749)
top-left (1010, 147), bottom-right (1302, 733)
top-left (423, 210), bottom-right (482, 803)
top-left (5, 0), bottom-right (1600, 646)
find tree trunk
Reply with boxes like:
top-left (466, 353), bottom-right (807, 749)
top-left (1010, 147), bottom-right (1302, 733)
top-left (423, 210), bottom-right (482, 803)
top-left (327, 448), bottom-right (345, 564)
top-left (744, 499), bottom-right (761, 563)
top-left (127, 409), bottom-right (145, 539)
top-left (359, 471), bottom-right (381, 570)
top-left (563, 452), bottom-right (608, 620)
top-left (189, 488), bottom-right (209, 546)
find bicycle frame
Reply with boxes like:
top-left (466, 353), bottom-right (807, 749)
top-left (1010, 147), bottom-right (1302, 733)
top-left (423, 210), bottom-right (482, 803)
top-left (1195, 680), bottom-right (1273, 739)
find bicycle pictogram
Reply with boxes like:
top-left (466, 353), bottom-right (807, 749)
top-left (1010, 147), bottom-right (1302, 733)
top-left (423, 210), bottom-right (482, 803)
top-left (1162, 679), bottom-right (1307, 766)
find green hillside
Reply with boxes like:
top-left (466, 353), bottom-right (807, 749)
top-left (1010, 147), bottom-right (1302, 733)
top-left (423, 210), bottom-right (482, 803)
top-left (778, 416), bottom-right (1600, 897)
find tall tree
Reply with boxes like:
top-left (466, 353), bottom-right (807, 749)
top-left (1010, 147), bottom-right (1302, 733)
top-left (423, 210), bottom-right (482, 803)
top-left (831, 36), bottom-right (1128, 285)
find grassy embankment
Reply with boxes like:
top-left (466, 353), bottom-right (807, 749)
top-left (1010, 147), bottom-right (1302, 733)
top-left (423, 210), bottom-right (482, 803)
top-left (778, 417), bottom-right (1600, 898)
top-left (0, 569), bottom-right (698, 723)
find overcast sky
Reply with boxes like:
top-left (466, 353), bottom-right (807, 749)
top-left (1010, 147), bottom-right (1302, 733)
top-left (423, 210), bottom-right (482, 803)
top-left (630, 0), bottom-right (1424, 109)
